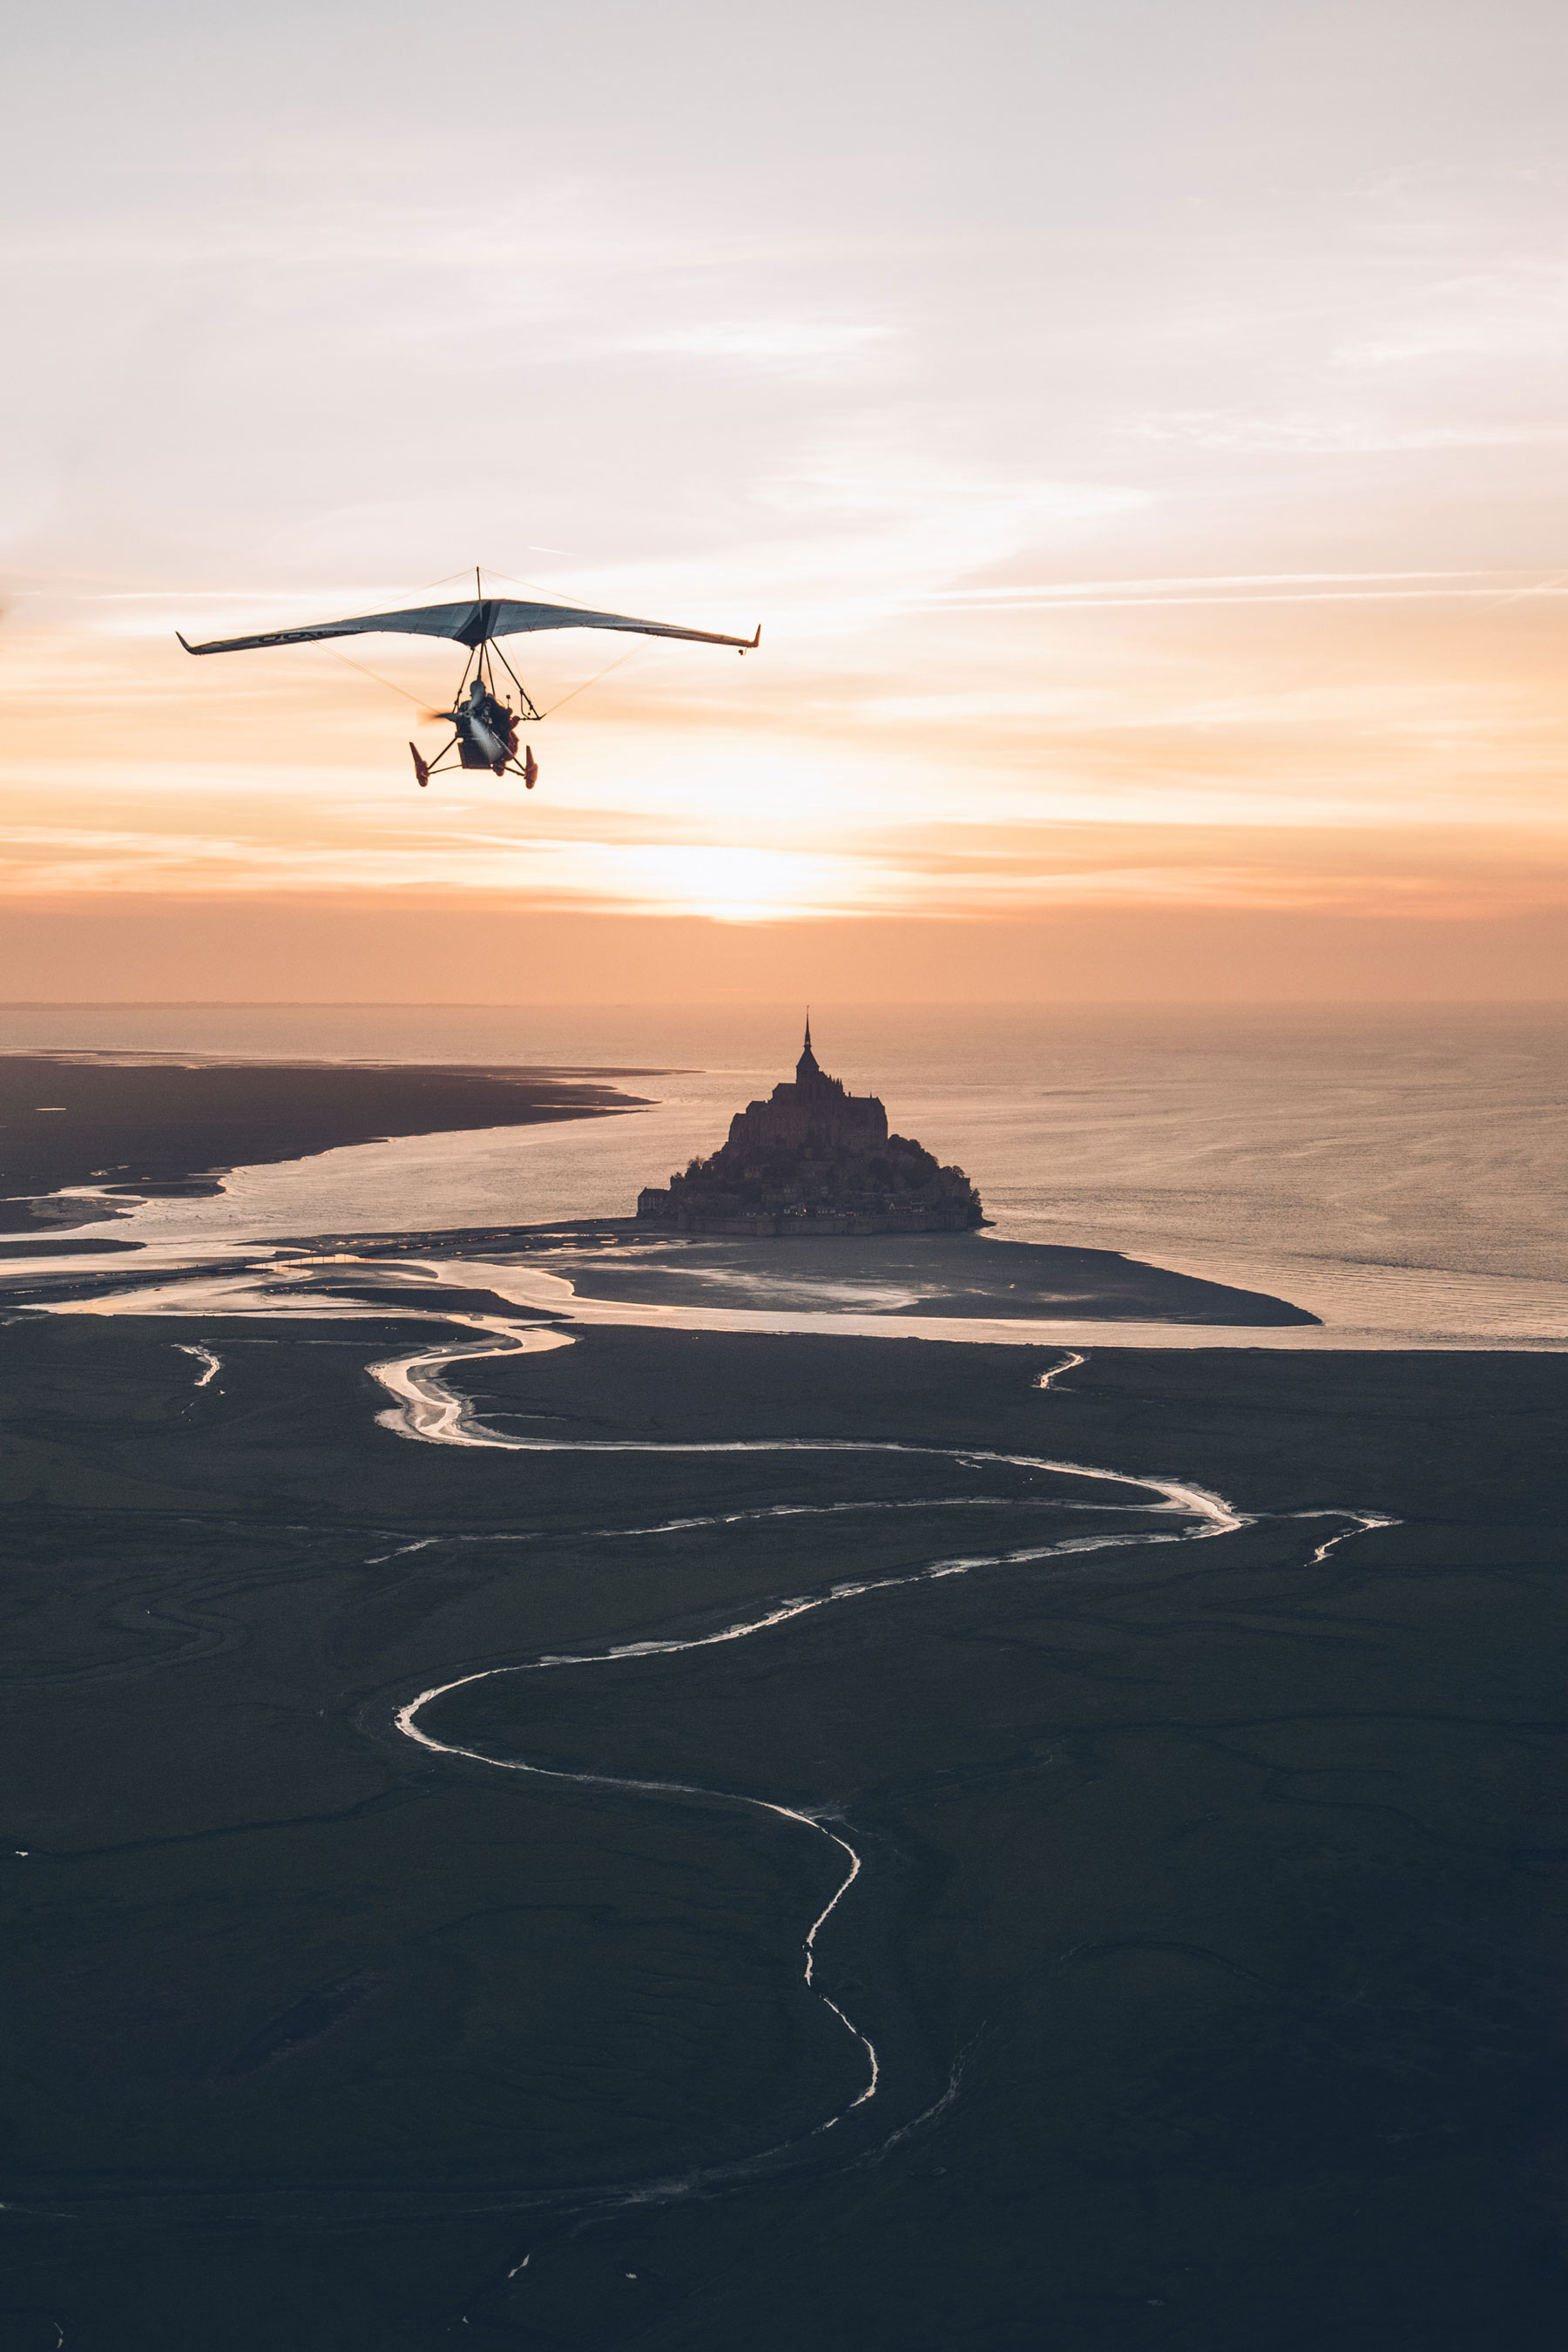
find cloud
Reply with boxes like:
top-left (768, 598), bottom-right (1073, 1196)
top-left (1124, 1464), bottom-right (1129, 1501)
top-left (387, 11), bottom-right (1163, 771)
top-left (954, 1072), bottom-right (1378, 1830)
top-left (1128, 409), bottom-right (1568, 454)
top-left (613, 319), bottom-right (893, 366)
top-left (916, 570), bottom-right (1568, 615)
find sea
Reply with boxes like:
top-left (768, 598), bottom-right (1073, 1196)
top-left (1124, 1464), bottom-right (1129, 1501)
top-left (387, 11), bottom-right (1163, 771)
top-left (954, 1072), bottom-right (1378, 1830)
top-left (3, 1000), bottom-right (1565, 1348)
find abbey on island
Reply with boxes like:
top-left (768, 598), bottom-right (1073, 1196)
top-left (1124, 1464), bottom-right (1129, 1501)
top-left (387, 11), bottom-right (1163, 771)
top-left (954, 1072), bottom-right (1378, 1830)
top-left (635, 1019), bottom-right (984, 1236)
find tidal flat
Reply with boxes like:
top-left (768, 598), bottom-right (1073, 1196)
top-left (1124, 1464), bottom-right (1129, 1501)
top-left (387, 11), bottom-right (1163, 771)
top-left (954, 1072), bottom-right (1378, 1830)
top-left (0, 1055), bottom-right (651, 1231)
top-left (0, 1315), bottom-right (1563, 2349)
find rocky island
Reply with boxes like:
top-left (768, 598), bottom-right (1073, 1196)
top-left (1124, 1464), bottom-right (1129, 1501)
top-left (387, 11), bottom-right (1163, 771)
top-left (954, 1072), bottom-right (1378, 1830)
top-left (636, 1020), bottom-right (984, 1235)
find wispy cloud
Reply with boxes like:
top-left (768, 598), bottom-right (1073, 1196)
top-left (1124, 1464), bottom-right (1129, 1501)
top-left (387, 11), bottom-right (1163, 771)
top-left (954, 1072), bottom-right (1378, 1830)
top-left (916, 571), bottom-right (1568, 614)
top-left (1130, 409), bottom-right (1568, 454)
top-left (613, 319), bottom-right (893, 365)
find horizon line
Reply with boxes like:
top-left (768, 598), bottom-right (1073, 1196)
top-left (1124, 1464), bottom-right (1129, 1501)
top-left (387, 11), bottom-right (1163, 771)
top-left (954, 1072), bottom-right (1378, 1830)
top-left (2, 998), bottom-right (1565, 1013)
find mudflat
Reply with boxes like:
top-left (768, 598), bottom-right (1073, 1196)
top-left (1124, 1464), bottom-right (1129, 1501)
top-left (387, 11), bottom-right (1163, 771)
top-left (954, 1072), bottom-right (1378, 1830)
top-left (524, 1221), bottom-right (1320, 1324)
top-left (0, 1311), bottom-right (1561, 2349)
top-left (0, 1055), bottom-right (654, 1229)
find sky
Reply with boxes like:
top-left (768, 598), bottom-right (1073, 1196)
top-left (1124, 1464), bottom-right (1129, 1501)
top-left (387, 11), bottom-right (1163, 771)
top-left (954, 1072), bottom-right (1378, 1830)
top-left (1, 0), bottom-right (1565, 1002)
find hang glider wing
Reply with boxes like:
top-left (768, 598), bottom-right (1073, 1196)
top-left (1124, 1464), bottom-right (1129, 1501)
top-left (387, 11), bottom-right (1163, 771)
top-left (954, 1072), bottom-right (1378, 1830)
top-left (177, 596), bottom-right (760, 656)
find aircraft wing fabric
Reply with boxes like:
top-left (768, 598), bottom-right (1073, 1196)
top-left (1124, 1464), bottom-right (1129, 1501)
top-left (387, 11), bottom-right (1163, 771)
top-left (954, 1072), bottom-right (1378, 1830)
top-left (178, 597), bottom-right (758, 655)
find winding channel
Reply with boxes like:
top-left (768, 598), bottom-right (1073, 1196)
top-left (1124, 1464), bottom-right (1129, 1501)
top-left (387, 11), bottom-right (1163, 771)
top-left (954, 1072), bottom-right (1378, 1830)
top-left (32, 1277), bottom-right (1393, 2248)
top-left (366, 1321), bottom-right (1395, 2230)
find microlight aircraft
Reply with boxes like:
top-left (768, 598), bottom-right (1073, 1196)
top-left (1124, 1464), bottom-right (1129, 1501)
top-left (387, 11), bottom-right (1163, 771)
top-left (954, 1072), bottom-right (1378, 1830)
top-left (178, 571), bottom-right (760, 788)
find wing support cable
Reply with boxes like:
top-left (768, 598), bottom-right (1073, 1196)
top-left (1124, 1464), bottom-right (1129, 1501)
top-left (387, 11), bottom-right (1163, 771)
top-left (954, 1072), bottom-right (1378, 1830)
top-left (487, 636), bottom-right (543, 724)
top-left (538, 645), bottom-right (634, 719)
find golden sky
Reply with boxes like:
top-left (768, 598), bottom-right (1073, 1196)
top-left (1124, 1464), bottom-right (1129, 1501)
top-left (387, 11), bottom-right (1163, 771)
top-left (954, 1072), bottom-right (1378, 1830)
top-left (2, 2), bottom-right (1565, 998)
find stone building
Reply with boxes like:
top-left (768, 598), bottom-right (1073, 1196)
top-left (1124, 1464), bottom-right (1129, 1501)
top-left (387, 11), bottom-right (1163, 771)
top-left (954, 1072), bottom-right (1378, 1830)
top-left (724, 1017), bottom-right (889, 1155)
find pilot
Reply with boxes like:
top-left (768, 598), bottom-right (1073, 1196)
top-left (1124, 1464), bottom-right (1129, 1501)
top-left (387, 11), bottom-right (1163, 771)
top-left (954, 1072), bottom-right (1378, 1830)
top-left (468, 678), bottom-right (508, 731)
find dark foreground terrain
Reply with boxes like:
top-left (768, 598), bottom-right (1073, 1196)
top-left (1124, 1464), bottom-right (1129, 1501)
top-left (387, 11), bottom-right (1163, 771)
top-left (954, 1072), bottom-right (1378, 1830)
top-left (0, 1056), bottom-right (652, 1228)
top-left (0, 1315), bottom-right (1563, 2349)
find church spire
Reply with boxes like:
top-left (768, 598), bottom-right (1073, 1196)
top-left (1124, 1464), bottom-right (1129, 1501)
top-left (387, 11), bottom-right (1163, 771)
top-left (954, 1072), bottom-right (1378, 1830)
top-left (804, 1008), bottom-right (811, 1054)
top-left (796, 1008), bottom-right (821, 1083)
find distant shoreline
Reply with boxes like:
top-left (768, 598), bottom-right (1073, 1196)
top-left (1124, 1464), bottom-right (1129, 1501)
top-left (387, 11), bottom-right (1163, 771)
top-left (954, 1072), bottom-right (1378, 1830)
top-left (0, 1054), bottom-right (656, 1233)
